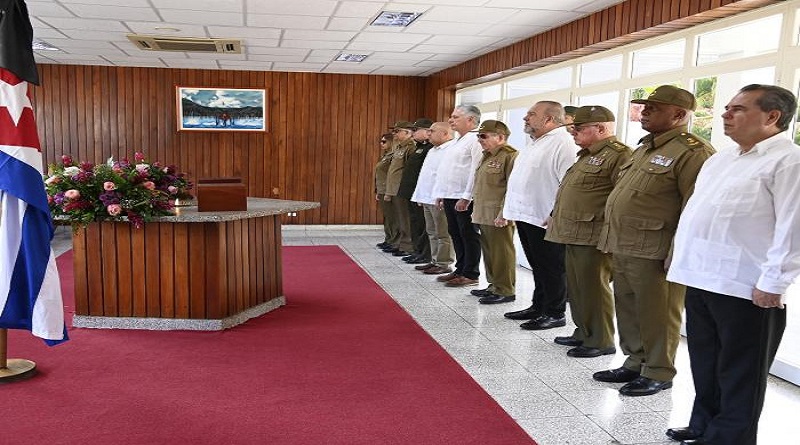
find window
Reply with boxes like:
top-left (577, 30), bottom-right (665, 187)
top-left (576, 92), bottom-right (619, 116)
top-left (692, 77), bottom-right (717, 141)
top-left (631, 39), bottom-right (685, 77)
top-left (696, 15), bottom-right (782, 65)
top-left (457, 84), bottom-right (501, 105)
top-left (504, 107), bottom-right (528, 150)
top-left (579, 54), bottom-right (623, 86)
top-left (505, 67), bottom-right (572, 100)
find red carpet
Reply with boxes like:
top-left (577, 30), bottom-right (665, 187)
top-left (4, 246), bottom-right (535, 444)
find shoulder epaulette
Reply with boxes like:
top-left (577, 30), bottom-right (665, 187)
top-left (502, 144), bottom-right (517, 153)
top-left (677, 132), bottom-right (711, 151)
top-left (607, 140), bottom-right (630, 152)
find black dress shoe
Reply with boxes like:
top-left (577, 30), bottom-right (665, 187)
top-left (520, 315), bottom-right (566, 330)
top-left (392, 250), bottom-right (411, 257)
top-left (376, 242), bottom-right (390, 248)
top-left (503, 306), bottom-right (541, 320)
top-left (478, 294), bottom-right (515, 304)
top-left (470, 287), bottom-right (493, 297)
top-left (408, 257), bottom-right (430, 264)
top-left (414, 263), bottom-right (436, 271)
top-left (619, 376), bottom-right (672, 396)
top-left (567, 345), bottom-right (616, 358)
top-left (382, 247), bottom-right (398, 253)
top-left (592, 366), bottom-right (640, 383)
top-left (666, 427), bottom-right (702, 441)
top-left (554, 336), bottom-right (582, 347)
top-left (401, 254), bottom-right (417, 262)
top-left (680, 440), bottom-right (707, 445)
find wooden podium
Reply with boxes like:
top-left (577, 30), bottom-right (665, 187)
top-left (70, 198), bottom-right (319, 330)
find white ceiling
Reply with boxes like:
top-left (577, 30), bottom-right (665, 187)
top-left (29, 0), bottom-right (625, 76)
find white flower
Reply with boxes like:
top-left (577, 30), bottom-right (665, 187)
top-left (135, 163), bottom-right (149, 173)
top-left (63, 166), bottom-right (80, 176)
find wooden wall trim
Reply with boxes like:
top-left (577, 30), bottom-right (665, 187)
top-left (423, 0), bottom-right (780, 119)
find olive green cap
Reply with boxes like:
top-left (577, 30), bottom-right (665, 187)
top-left (564, 106), bottom-right (578, 117)
top-left (412, 118), bottom-right (434, 129)
top-left (572, 105), bottom-right (615, 125)
top-left (389, 121), bottom-right (415, 130)
top-left (477, 120), bottom-right (510, 136)
top-left (631, 85), bottom-right (697, 111)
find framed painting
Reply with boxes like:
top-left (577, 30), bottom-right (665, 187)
top-left (176, 87), bottom-right (267, 132)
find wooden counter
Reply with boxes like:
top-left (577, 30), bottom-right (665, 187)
top-left (71, 198), bottom-right (319, 330)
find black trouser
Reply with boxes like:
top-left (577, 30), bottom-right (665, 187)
top-left (408, 200), bottom-right (430, 260)
top-left (685, 287), bottom-right (786, 445)
top-left (442, 198), bottom-right (480, 280)
top-left (516, 221), bottom-right (566, 318)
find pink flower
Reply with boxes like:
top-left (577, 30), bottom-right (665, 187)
top-left (142, 181), bottom-right (155, 190)
top-left (64, 189), bottom-right (80, 200)
top-left (107, 204), bottom-right (122, 216)
top-left (135, 163), bottom-right (149, 173)
top-left (134, 152), bottom-right (145, 162)
top-left (103, 181), bottom-right (117, 191)
top-left (167, 186), bottom-right (178, 194)
top-left (112, 165), bottom-right (123, 173)
top-left (61, 155), bottom-right (73, 166)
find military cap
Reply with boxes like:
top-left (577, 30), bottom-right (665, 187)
top-left (389, 121), bottom-right (415, 130)
top-left (631, 85), bottom-right (697, 111)
top-left (477, 120), bottom-right (510, 136)
top-left (572, 105), bottom-right (615, 125)
top-left (564, 106), bottom-right (579, 117)
top-left (412, 118), bottom-right (434, 129)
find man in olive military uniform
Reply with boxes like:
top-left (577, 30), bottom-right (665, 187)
top-left (397, 118), bottom-right (434, 265)
top-left (375, 133), bottom-right (399, 250)
top-left (384, 121), bottom-right (417, 256)
top-left (471, 120), bottom-right (518, 304)
top-left (545, 106), bottom-right (632, 357)
top-left (594, 85), bottom-right (715, 396)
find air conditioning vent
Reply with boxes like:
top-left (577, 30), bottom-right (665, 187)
top-left (126, 35), bottom-right (242, 54)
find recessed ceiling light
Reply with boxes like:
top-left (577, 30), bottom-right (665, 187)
top-left (370, 11), bottom-right (422, 27)
top-left (335, 53), bottom-right (369, 62)
top-left (32, 39), bottom-right (59, 51)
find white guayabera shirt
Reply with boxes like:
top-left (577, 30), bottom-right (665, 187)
top-left (668, 133), bottom-right (800, 302)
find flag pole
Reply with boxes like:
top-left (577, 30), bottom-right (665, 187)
top-left (0, 328), bottom-right (37, 381)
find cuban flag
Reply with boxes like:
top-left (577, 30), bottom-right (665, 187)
top-left (0, 0), bottom-right (67, 345)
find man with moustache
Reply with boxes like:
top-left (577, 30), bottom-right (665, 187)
top-left (545, 106), bottom-right (632, 356)
top-left (666, 84), bottom-right (800, 445)
top-left (471, 120), bottom-right (518, 304)
top-left (595, 85), bottom-right (714, 397)
top-left (432, 105), bottom-right (483, 287)
top-left (411, 122), bottom-right (455, 275)
top-left (502, 101), bottom-right (579, 329)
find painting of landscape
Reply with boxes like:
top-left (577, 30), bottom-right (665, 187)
top-left (177, 87), bottom-right (266, 132)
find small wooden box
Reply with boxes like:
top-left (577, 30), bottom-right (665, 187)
top-left (197, 177), bottom-right (247, 212)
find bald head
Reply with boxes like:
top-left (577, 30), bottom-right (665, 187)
top-left (429, 122), bottom-right (454, 146)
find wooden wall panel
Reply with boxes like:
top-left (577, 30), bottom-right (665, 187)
top-left (32, 67), bottom-right (426, 225)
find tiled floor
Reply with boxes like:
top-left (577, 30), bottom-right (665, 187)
top-left (280, 225), bottom-right (800, 445)
top-left (52, 225), bottom-right (800, 445)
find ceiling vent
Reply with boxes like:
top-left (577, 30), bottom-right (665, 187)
top-left (126, 35), bottom-right (242, 53)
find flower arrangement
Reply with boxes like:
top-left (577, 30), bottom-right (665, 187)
top-left (45, 152), bottom-right (193, 228)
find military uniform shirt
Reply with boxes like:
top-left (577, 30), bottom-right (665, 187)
top-left (374, 149), bottom-right (394, 195)
top-left (598, 125), bottom-right (714, 260)
top-left (384, 139), bottom-right (417, 197)
top-left (546, 136), bottom-right (632, 246)
top-left (472, 144), bottom-right (518, 226)
top-left (397, 140), bottom-right (433, 199)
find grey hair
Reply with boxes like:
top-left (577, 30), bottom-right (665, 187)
top-left (537, 101), bottom-right (566, 125)
top-left (455, 104), bottom-right (482, 124)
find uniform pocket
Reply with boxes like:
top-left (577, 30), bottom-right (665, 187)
top-left (618, 215), bottom-right (665, 255)
top-left (558, 210), bottom-right (596, 240)
top-left (630, 164), bottom-right (673, 195)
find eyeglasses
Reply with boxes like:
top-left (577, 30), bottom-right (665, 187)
top-left (477, 133), bottom-right (496, 139)
top-left (380, 140), bottom-right (388, 144)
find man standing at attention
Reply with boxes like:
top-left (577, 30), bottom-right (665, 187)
top-left (432, 105), bottom-right (483, 287)
top-left (383, 121), bottom-right (417, 257)
top-left (502, 101), bottom-right (579, 329)
top-left (471, 120), bottom-right (518, 304)
top-left (411, 122), bottom-right (455, 276)
top-left (398, 118), bottom-right (435, 265)
top-left (594, 85), bottom-right (714, 396)
top-left (545, 106), bottom-right (632, 356)
top-left (375, 133), bottom-right (399, 250)
top-left (665, 84), bottom-right (800, 445)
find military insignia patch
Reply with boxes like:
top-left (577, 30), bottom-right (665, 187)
top-left (415, 149), bottom-right (423, 154)
top-left (587, 156), bottom-right (605, 166)
top-left (650, 155), bottom-right (674, 167)
top-left (487, 160), bottom-right (502, 169)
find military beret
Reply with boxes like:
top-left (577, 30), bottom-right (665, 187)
top-left (631, 85), bottom-right (697, 111)
top-left (477, 120), bottom-right (511, 136)
top-left (572, 105), bottom-right (615, 124)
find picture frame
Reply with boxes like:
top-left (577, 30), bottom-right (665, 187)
top-left (176, 86), bottom-right (267, 132)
